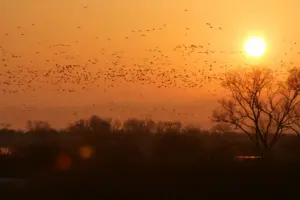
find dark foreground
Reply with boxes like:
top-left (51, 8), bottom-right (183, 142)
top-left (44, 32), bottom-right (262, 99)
top-left (1, 119), bottom-right (300, 199)
top-left (1, 161), bottom-right (300, 200)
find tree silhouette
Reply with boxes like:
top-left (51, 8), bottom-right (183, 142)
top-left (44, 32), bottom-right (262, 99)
top-left (123, 118), bottom-right (156, 133)
top-left (88, 115), bottom-right (111, 133)
top-left (156, 121), bottom-right (182, 134)
top-left (67, 115), bottom-right (111, 133)
top-left (181, 124), bottom-right (202, 135)
top-left (111, 119), bottom-right (122, 132)
top-left (212, 68), bottom-right (300, 149)
top-left (67, 119), bottom-right (87, 132)
top-left (26, 120), bottom-right (52, 132)
top-left (0, 123), bottom-right (11, 130)
top-left (210, 122), bottom-right (232, 135)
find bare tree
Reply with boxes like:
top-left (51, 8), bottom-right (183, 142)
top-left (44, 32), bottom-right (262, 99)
top-left (88, 115), bottom-right (111, 133)
top-left (67, 119), bottom-right (87, 132)
top-left (27, 120), bottom-right (52, 132)
top-left (123, 118), bottom-right (156, 133)
top-left (212, 67), bottom-right (300, 149)
top-left (67, 115), bottom-right (111, 133)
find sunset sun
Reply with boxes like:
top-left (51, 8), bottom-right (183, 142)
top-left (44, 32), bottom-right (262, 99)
top-left (244, 36), bottom-right (266, 57)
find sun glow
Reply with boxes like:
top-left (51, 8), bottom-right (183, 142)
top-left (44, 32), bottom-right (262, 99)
top-left (244, 36), bottom-right (266, 57)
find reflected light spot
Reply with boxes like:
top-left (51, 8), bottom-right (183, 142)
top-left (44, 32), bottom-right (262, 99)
top-left (56, 153), bottom-right (72, 170)
top-left (79, 145), bottom-right (94, 159)
top-left (235, 155), bottom-right (262, 160)
top-left (0, 148), bottom-right (12, 155)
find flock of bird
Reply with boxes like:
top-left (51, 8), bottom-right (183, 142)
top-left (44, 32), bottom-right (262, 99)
top-left (0, 7), bottom-right (234, 96)
top-left (0, 5), bottom-right (300, 111)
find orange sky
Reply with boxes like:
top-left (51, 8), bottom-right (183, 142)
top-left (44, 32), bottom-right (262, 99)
top-left (0, 0), bottom-right (300, 129)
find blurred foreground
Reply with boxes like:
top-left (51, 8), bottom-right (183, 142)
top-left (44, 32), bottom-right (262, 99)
top-left (0, 116), bottom-right (299, 199)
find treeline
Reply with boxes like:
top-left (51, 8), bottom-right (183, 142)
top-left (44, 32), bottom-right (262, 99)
top-left (1, 115), bottom-right (300, 199)
top-left (1, 115), bottom-right (300, 178)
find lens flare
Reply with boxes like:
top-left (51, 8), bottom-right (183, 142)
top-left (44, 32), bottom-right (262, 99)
top-left (56, 153), bottom-right (72, 170)
top-left (79, 145), bottom-right (94, 159)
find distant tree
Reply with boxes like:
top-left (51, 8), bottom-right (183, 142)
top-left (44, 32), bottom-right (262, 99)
top-left (156, 121), bottom-right (182, 134)
top-left (67, 119), bottom-right (88, 132)
top-left (0, 123), bottom-right (11, 130)
top-left (210, 122), bottom-right (232, 135)
top-left (181, 124), bottom-right (202, 135)
top-left (123, 118), bottom-right (156, 133)
top-left (285, 68), bottom-right (300, 135)
top-left (212, 67), bottom-right (300, 149)
top-left (67, 115), bottom-right (111, 133)
top-left (26, 120), bottom-right (52, 132)
top-left (122, 118), bottom-right (156, 161)
top-left (88, 115), bottom-right (111, 133)
top-left (144, 118), bottom-right (156, 133)
top-left (111, 119), bottom-right (122, 132)
top-left (123, 118), bottom-right (144, 133)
